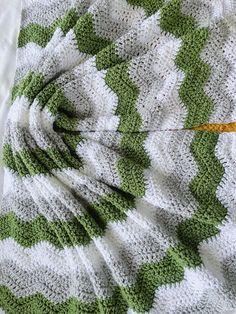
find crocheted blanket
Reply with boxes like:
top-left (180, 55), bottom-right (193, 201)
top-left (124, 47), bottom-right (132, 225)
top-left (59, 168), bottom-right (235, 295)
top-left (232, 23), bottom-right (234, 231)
top-left (1, 0), bottom-right (236, 313)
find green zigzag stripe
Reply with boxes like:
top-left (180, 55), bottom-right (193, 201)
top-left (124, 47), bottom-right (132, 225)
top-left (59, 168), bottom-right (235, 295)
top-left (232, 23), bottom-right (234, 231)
top-left (96, 43), bottom-right (124, 70)
top-left (3, 144), bottom-right (82, 177)
top-left (0, 131), bottom-right (226, 313)
top-left (3, 139), bottom-right (149, 198)
top-left (104, 62), bottom-right (150, 197)
top-left (2, 242), bottom-right (199, 313)
top-left (127, 0), bottom-right (164, 16)
top-left (105, 63), bottom-right (141, 132)
top-left (0, 213), bottom-right (90, 248)
top-left (158, 0), bottom-right (226, 258)
top-left (74, 13), bottom-right (111, 55)
top-left (3, 132), bottom-right (84, 176)
top-left (0, 192), bottom-right (133, 248)
top-left (36, 81), bottom-right (76, 115)
top-left (178, 131), bottom-right (227, 246)
top-left (0, 244), bottom-right (200, 313)
top-left (18, 11), bottom-right (111, 58)
top-left (160, 0), bottom-right (213, 128)
top-left (11, 73), bottom-right (76, 123)
top-left (18, 9), bottom-right (79, 47)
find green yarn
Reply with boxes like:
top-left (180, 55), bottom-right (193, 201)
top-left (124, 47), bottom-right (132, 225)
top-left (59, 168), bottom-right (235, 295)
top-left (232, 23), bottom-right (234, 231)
top-left (2, 144), bottom-right (17, 173)
top-left (177, 132), bottom-right (227, 248)
top-left (176, 29), bottom-right (212, 127)
top-left (127, 0), bottom-right (164, 16)
top-left (104, 62), bottom-right (149, 198)
top-left (0, 213), bottom-right (91, 248)
top-left (160, 0), bottom-right (213, 127)
top-left (190, 132), bottom-right (227, 224)
top-left (12, 72), bottom-right (44, 103)
top-left (36, 83), bottom-right (76, 115)
top-left (117, 157), bottom-right (146, 197)
top-left (96, 43), bottom-right (124, 71)
top-left (120, 132), bottom-right (150, 168)
top-left (54, 113), bottom-right (79, 131)
top-left (0, 190), bottom-right (134, 248)
top-left (74, 13), bottom-right (111, 55)
top-left (3, 145), bottom-right (82, 177)
top-left (62, 133), bottom-right (83, 151)
top-left (0, 244), bottom-right (201, 314)
top-left (105, 62), bottom-right (141, 132)
top-left (12, 74), bottom-right (75, 116)
top-left (104, 62), bottom-right (148, 199)
top-left (160, 0), bottom-right (196, 37)
top-left (18, 10), bottom-right (111, 57)
top-left (18, 9), bottom-right (79, 47)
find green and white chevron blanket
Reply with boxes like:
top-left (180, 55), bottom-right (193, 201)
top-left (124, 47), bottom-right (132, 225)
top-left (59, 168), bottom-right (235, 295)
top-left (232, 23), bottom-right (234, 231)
top-left (0, 0), bottom-right (236, 313)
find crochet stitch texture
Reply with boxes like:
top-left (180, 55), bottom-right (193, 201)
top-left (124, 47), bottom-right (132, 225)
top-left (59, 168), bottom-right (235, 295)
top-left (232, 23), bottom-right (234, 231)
top-left (0, 0), bottom-right (236, 313)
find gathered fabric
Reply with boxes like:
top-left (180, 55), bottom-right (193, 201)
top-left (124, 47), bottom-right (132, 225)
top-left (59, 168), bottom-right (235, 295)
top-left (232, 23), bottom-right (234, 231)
top-left (0, 0), bottom-right (236, 313)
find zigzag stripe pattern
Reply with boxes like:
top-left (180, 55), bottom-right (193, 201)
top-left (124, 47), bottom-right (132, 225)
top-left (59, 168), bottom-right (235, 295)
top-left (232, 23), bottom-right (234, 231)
top-left (0, 0), bottom-right (236, 313)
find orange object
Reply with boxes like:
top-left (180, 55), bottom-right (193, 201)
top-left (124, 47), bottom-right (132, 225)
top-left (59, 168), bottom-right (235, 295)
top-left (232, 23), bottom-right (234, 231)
top-left (192, 122), bottom-right (236, 132)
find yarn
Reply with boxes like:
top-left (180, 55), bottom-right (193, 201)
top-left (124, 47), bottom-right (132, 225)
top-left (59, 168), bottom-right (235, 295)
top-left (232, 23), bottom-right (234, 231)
top-left (0, 0), bottom-right (236, 313)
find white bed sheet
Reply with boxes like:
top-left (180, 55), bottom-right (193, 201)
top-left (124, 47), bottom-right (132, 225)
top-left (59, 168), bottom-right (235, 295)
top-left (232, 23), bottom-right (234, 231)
top-left (0, 0), bottom-right (21, 205)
